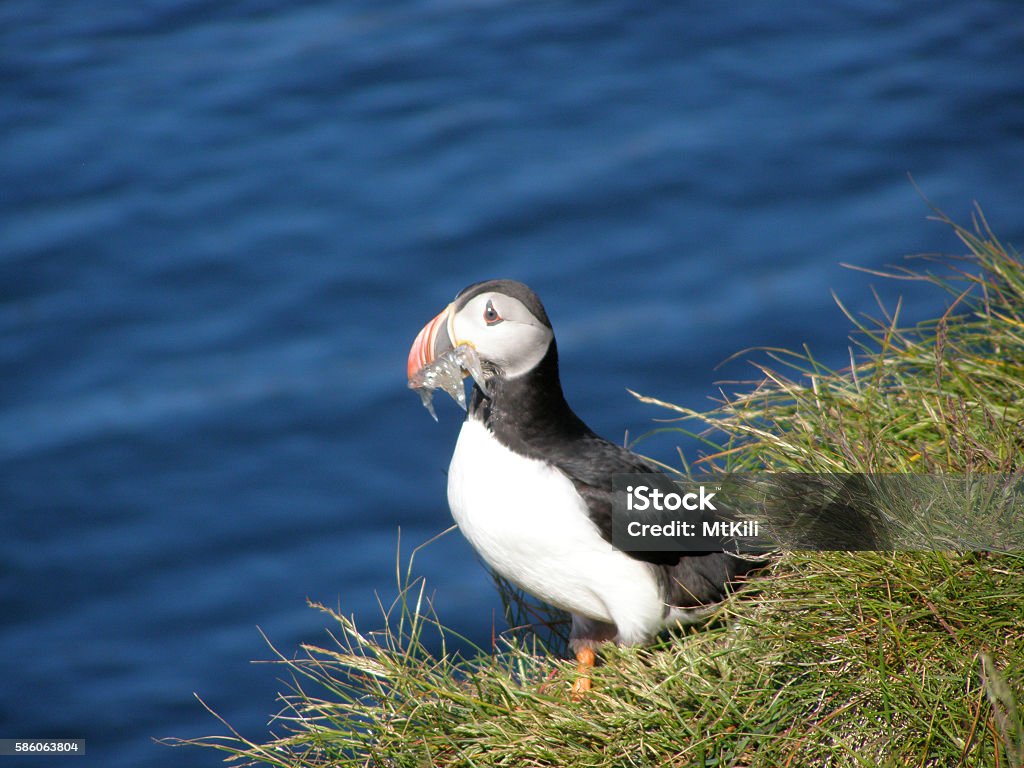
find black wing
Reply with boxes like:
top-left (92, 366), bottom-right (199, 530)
top-left (552, 432), bottom-right (766, 605)
top-left (549, 431), bottom-right (686, 567)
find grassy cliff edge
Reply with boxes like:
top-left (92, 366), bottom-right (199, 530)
top-left (175, 208), bottom-right (1024, 767)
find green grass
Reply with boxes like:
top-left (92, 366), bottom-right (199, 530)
top-left (171, 207), bottom-right (1024, 767)
top-left (634, 205), bottom-right (1024, 476)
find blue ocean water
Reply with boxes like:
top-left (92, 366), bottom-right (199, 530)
top-left (2, 2), bottom-right (1022, 765)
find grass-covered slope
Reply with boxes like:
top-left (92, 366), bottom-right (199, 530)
top-left (176, 209), bottom-right (1024, 767)
top-left (638, 207), bottom-right (1023, 476)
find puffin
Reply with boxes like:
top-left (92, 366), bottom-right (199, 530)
top-left (407, 279), bottom-right (762, 693)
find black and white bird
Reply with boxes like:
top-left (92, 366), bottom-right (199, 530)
top-left (407, 279), bottom-right (762, 692)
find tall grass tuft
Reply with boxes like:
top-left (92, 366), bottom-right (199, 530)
top-left (633, 206), bottom-right (1024, 475)
top-left (172, 208), bottom-right (1024, 767)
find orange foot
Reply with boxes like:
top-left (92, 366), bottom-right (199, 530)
top-left (570, 647), bottom-right (595, 698)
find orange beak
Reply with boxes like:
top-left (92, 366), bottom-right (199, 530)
top-left (407, 304), bottom-right (454, 381)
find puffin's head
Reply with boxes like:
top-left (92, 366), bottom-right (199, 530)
top-left (407, 279), bottom-right (554, 388)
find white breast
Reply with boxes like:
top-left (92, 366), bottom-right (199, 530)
top-left (446, 418), bottom-right (665, 643)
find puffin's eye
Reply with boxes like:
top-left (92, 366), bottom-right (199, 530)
top-left (483, 300), bottom-right (503, 326)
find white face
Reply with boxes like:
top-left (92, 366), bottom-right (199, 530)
top-left (451, 292), bottom-right (553, 379)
